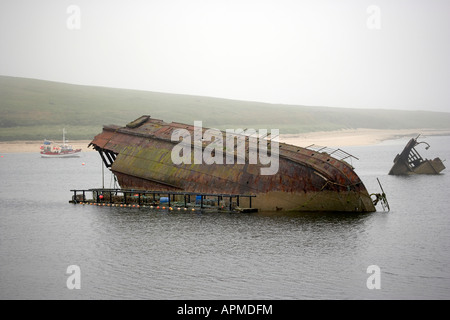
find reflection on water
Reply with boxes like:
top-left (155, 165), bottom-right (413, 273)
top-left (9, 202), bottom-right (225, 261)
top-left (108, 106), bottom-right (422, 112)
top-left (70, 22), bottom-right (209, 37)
top-left (1, 136), bottom-right (450, 299)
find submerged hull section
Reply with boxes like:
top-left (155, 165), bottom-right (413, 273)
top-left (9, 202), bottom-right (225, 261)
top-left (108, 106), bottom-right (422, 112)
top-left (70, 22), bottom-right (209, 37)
top-left (89, 116), bottom-right (376, 212)
top-left (389, 136), bottom-right (445, 175)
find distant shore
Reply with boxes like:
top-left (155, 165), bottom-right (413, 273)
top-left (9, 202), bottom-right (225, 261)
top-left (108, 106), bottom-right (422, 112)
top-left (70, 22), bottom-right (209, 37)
top-left (279, 128), bottom-right (450, 147)
top-left (1, 129), bottom-right (450, 153)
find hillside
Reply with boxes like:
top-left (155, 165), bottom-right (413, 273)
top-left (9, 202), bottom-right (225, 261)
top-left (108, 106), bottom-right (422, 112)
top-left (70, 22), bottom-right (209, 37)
top-left (1, 75), bottom-right (450, 141)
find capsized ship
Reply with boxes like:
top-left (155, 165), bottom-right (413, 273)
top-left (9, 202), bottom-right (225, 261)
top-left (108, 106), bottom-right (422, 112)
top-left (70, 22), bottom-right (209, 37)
top-left (388, 135), bottom-right (445, 175)
top-left (88, 116), bottom-right (377, 212)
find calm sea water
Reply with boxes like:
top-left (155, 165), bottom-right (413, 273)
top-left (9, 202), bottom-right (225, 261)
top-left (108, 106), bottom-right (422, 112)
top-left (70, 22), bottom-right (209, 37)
top-left (1, 136), bottom-right (450, 300)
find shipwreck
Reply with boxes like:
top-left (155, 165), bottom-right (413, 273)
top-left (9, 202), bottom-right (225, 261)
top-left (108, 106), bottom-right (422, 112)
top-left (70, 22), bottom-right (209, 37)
top-left (388, 135), bottom-right (445, 175)
top-left (88, 115), bottom-right (381, 212)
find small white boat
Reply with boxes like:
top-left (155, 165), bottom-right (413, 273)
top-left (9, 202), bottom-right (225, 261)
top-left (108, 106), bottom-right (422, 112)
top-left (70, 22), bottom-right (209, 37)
top-left (40, 129), bottom-right (81, 158)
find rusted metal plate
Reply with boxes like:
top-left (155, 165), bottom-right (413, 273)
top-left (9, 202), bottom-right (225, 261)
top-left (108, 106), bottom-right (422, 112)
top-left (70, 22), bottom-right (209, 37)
top-left (88, 126), bottom-right (119, 149)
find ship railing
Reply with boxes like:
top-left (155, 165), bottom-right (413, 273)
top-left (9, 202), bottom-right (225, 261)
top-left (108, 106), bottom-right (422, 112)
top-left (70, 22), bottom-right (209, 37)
top-left (305, 144), bottom-right (359, 165)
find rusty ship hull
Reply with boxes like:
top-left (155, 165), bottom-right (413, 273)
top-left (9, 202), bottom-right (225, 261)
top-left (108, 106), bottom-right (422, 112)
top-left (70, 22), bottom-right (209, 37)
top-left (89, 116), bottom-right (376, 212)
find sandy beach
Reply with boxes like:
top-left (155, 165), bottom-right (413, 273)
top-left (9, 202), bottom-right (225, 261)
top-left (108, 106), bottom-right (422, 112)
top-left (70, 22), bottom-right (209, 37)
top-left (279, 128), bottom-right (450, 148)
top-left (1, 129), bottom-right (450, 153)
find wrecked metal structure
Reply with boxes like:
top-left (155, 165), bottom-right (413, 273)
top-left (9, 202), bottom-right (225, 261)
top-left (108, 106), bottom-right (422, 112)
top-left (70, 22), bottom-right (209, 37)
top-left (388, 135), bottom-right (445, 175)
top-left (89, 116), bottom-right (378, 212)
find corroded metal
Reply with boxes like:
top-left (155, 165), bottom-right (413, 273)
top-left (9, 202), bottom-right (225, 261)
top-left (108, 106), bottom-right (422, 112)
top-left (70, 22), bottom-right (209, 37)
top-left (388, 136), bottom-right (446, 175)
top-left (89, 115), bottom-right (376, 212)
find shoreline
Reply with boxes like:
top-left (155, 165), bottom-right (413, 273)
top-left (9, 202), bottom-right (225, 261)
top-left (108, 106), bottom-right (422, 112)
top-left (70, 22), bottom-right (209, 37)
top-left (1, 129), bottom-right (450, 153)
top-left (278, 128), bottom-right (450, 148)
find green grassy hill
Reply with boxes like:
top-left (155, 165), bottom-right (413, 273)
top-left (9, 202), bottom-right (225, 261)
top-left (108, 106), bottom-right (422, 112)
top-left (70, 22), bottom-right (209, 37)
top-left (1, 75), bottom-right (450, 141)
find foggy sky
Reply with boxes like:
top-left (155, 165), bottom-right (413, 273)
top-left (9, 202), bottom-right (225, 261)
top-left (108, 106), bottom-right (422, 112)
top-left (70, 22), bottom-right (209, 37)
top-left (1, 0), bottom-right (449, 112)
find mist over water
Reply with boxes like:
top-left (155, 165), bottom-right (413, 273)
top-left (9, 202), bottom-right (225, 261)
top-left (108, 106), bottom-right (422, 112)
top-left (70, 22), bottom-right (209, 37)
top-left (1, 136), bottom-right (450, 299)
